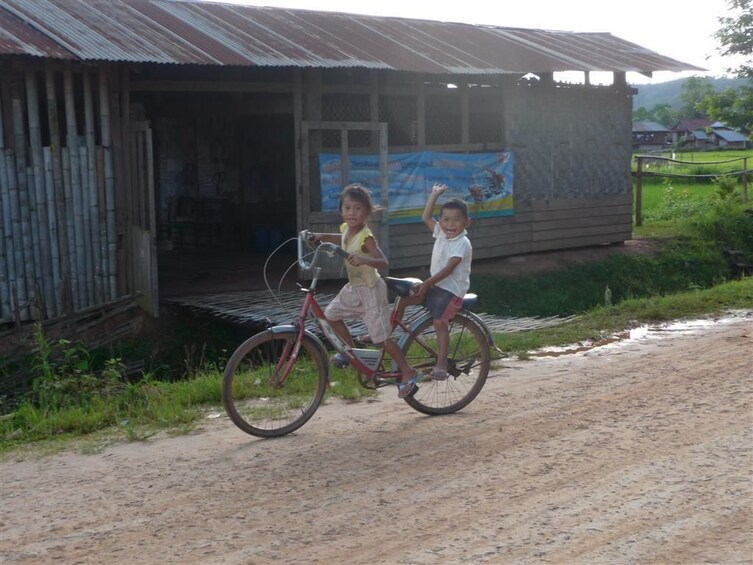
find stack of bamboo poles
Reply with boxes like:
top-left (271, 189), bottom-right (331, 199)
top-left (0, 63), bottom-right (118, 324)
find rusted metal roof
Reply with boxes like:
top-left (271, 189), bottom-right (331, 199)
top-left (0, 0), bottom-right (704, 75)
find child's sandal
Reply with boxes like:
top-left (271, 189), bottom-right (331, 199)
top-left (431, 367), bottom-right (449, 381)
top-left (332, 353), bottom-right (349, 369)
top-left (397, 374), bottom-right (421, 398)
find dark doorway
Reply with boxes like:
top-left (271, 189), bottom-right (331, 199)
top-left (138, 91), bottom-right (298, 299)
top-left (234, 113), bottom-right (297, 254)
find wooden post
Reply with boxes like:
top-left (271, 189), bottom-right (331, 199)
top-left (83, 70), bottom-right (103, 303)
top-left (99, 67), bottom-right (118, 300)
top-left (293, 68), bottom-right (303, 233)
top-left (42, 146), bottom-right (62, 315)
top-left (339, 129), bottom-right (349, 186)
top-left (369, 70), bottom-right (379, 154)
top-left (635, 156), bottom-right (644, 227)
top-left (65, 65), bottom-right (89, 308)
top-left (25, 68), bottom-right (56, 318)
top-left (97, 145), bottom-right (107, 303)
top-left (61, 144), bottom-right (78, 310)
top-left (743, 157), bottom-right (749, 204)
top-left (0, 90), bottom-right (11, 320)
top-left (460, 82), bottom-right (469, 146)
top-left (145, 122), bottom-right (158, 317)
top-left (416, 77), bottom-right (426, 147)
top-left (10, 78), bottom-right (32, 320)
top-left (4, 145), bottom-right (28, 320)
top-left (379, 122), bottom-right (389, 267)
top-left (0, 152), bottom-right (16, 321)
top-left (46, 63), bottom-right (72, 314)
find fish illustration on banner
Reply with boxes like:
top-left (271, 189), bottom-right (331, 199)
top-left (319, 151), bottom-right (514, 224)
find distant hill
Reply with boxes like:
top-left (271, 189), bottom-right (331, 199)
top-left (632, 76), bottom-right (747, 110)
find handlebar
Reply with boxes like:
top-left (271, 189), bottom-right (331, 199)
top-left (298, 230), bottom-right (349, 271)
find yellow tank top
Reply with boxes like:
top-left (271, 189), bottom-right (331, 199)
top-left (340, 223), bottom-right (379, 287)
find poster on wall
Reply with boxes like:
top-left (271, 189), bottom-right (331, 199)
top-left (319, 151), bottom-right (514, 224)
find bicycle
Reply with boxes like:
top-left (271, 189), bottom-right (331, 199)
top-left (222, 230), bottom-right (495, 438)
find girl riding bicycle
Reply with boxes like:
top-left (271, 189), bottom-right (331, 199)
top-left (311, 183), bottom-right (422, 398)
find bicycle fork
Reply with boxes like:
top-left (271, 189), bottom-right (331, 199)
top-left (269, 331), bottom-right (303, 388)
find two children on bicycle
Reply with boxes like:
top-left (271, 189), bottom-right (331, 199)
top-left (312, 182), bottom-right (471, 396)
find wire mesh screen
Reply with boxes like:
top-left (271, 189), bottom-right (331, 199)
top-left (469, 87), bottom-right (502, 144)
top-left (319, 87), bottom-right (501, 149)
top-left (378, 95), bottom-right (417, 146)
top-left (469, 111), bottom-right (502, 143)
top-left (425, 94), bottom-right (460, 145)
top-left (321, 93), bottom-right (372, 148)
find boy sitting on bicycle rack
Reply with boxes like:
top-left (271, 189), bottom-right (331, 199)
top-left (311, 183), bottom-right (422, 398)
top-left (396, 183), bottom-right (473, 381)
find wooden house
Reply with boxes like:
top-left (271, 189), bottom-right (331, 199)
top-left (0, 0), bottom-right (703, 332)
top-left (671, 118), bottom-right (713, 147)
top-left (632, 121), bottom-right (671, 151)
top-left (709, 122), bottom-right (750, 149)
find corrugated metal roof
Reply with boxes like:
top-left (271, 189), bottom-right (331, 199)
top-left (633, 121), bottom-right (669, 132)
top-left (713, 128), bottom-right (749, 142)
top-left (0, 3), bottom-right (73, 59)
top-left (0, 0), bottom-right (705, 75)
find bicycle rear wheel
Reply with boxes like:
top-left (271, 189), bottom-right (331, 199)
top-left (222, 330), bottom-right (328, 438)
top-left (400, 312), bottom-right (490, 415)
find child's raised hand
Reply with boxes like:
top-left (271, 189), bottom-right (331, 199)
top-left (432, 183), bottom-right (448, 196)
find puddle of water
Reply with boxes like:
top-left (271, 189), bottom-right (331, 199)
top-left (532, 310), bottom-right (751, 358)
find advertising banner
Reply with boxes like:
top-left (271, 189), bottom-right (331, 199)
top-left (319, 151), bottom-right (514, 224)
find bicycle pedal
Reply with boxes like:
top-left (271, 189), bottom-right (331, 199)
top-left (332, 353), bottom-right (350, 369)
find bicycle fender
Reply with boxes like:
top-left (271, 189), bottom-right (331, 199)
top-left (461, 310), bottom-right (496, 346)
top-left (396, 310), bottom-right (495, 348)
top-left (396, 312), bottom-right (433, 351)
top-left (269, 325), bottom-right (331, 370)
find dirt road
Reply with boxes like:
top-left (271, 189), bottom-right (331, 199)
top-left (2, 312), bottom-right (752, 564)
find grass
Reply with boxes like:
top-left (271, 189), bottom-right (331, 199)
top-left (2, 158), bottom-right (752, 456)
top-left (634, 149), bottom-right (753, 174)
top-left (473, 238), bottom-right (727, 317)
top-left (494, 277), bottom-right (752, 355)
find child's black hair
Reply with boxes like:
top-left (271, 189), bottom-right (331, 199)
top-left (339, 183), bottom-right (375, 214)
top-left (441, 198), bottom-right (469, 220)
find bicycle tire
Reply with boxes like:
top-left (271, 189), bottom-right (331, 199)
top-left (400, 311), bottom-right (490, 415)
top-left (222, 329), bottom-right (328, 438)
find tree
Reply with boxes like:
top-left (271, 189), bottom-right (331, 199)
top-left (632, 103), bottom-right (677, 127)
top-left (703, 0), bottom-right (753, 132)
top-left (715, 0), bottom-right (752, 78)
top-left (679, 77), bottom-right (713, 119)
top-left (703, 85), bottom-right (753, 133)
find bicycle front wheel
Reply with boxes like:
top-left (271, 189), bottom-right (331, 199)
top-left (222, 330), bottom-right (328, 438)
top-left (400, 312), bottom-right (490, 415)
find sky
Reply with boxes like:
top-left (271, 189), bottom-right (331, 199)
top-left (202, 0), bottom-right (744, 85)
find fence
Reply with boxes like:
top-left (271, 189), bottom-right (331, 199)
top-left (633, 155), bottom-right (751, 226)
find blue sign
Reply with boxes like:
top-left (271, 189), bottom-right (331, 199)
top-left (319, 151), bottom-right (514, 224)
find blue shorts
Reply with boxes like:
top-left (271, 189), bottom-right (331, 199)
top-left (425, 286), bottom-right (463, 324)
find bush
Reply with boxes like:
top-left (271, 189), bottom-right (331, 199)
top-left (472, 238), bottom-right (729, 318)
top-left (29, 324), bottom-right (126, 411)
top-left (644, 179), bottom-right (705, 221)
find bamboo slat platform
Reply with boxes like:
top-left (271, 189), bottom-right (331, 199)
top-left (164, 290), bottom-right (576, 335)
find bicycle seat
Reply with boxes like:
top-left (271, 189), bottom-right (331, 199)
top-left (463, 293), bottom-right (480, 310)
top-left (384, 276), bottom-right (422, 297)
